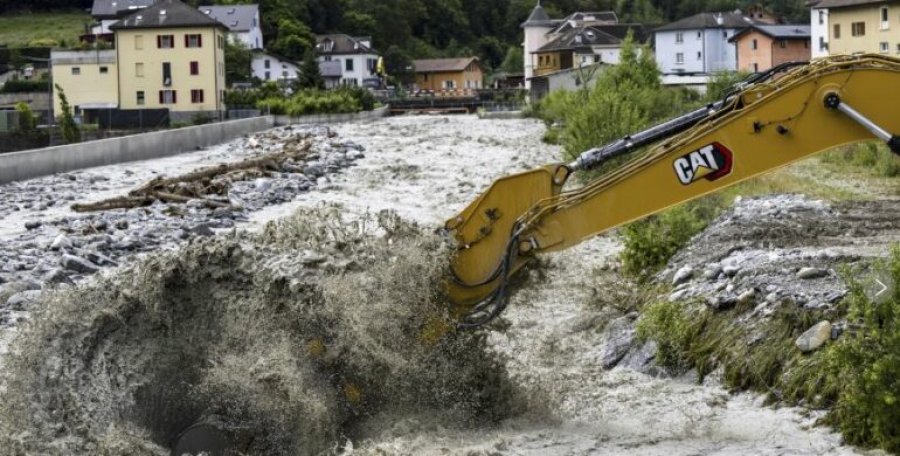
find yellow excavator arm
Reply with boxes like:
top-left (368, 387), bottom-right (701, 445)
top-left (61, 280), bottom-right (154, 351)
top-left (444, 54), bottom-right (900, 329)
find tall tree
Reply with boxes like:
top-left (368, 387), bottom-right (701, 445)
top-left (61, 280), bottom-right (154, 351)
top-left (298, 51), bottom-right (325, 89)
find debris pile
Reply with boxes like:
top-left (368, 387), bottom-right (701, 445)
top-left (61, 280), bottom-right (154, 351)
top-left (0, 208), bottom-right (526, 455)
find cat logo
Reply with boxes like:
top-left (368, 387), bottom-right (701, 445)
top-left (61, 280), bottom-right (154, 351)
top-left (673, 142), bottom-right (733, 185)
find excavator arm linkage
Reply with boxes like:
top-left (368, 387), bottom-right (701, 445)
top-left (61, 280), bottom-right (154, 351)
top-left (445, 54), bottom-right (900, 328)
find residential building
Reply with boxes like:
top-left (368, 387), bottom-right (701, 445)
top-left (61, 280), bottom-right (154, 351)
top-left (251, 50), bottom-right (300, 83)
top-left (730, 25), bottom-right (811, 72)
top-left (819, 0), bottom-right (900, 55)
top-left (111, 0), bottom-right (227, 118)
top-left (319, 61), bottom-right (343, 89)
top-left (200, 4), bottom-right (263, 50)
top-left (50, 50), bottom-right (119, 118)
top-left (521, 3), bottom-right (647, 90)
top-left (90, 0), bottom-right (154, 34)
top-left (808, 0), bottom-right (831, 57)
top-left (315, 34), bottom-right (379, 87)
top-left (413, 58), bottom-right (483, 91)
top-left (655, 12), bottom-right (758, 75)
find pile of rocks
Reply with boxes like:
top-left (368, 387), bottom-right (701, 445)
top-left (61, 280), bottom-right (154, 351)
top-left (0, 125), bottom-right (365, 326)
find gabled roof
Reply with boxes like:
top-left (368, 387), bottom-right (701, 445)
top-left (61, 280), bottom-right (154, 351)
top-left (549, 11), bottom-right (619, 34)
top-left (536, 24), bottom-right (651, 54)
top-left (655, 12), bottom-right (755, 32)
top-left (413, 57), bottom-right (480, 73)
top-left (316, 34), bottom-right (377, 55)
top-left (814, 0), bottom-right (887, 8)
top-left (522, 1), bottom-right (556, 27)
top-left (729, 24), bottom-right (810, 42)
top-left (200, 4), bottom-right (259, 32)
top-left (91, 0), bottom-right (154, 19)
top-left (252, 49), bottom-right (299, 67)
top-left (111, 0), bottom-right (226, 30)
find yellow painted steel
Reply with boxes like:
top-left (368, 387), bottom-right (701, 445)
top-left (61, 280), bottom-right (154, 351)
top-left (446, 55), bottom-right (900, 318)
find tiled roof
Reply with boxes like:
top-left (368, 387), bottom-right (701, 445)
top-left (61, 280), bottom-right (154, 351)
top-left (111, 0), bottom-right (226, 30)
top-left (730, 24), bottom-right (810, 41)
top-left (200, 4), bottom-right (259, 32)
top-left (815, 0), bottom-right (888, 8)
top-left (522, 2), bottom-right (555, 27)
top-left (316, 34), bottom-right (377, 55)
top-left (655, 12), bottom-right (755, 31)
top-left (413, 57), bottom-right (480, 73)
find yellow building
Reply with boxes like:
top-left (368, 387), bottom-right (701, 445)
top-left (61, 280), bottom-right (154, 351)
top-left (413, 58), bottom-right (484, 91)
top-left (111, 0), bottom-right (227, 117)
top-left (822, 0), bottom-right (900, 55)
top-left (50, 50), bottom-right (119, 118)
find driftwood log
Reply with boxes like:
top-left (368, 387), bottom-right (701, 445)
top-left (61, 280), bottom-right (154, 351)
top-left (72, 138), bottom-right (312, 213)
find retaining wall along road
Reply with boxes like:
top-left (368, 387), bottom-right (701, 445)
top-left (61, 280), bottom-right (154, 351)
top-left (273, 105), bottom-right (389, 126)
top-left (0, 116), bottom-right (275, 184)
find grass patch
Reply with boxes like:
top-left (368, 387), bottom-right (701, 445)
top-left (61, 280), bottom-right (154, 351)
top-left (635, 246), bottom-right (900, 453)
top-left (0, 12), bottom-right (91, 48)
top-left (821, 142), bottom-right (900, 178)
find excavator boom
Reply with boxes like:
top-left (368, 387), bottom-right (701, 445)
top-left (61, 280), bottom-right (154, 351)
top-left (445, 54), bottom-right (900, 328)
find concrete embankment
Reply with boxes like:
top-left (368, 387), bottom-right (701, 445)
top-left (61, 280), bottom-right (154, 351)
top-left (0, 116), bottom-right (275, 184)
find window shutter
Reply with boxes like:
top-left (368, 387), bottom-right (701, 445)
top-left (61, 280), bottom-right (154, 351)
top-left (158, 91), bottom-right (163, 103)
top-left (198, 35), bottom-right (202, 47)
top-left (184, 35), bottom-right (189, 47)
top-left (172, 91), bottom-right (177, 104)
top-left (157, 35), bottom-right (161, 48)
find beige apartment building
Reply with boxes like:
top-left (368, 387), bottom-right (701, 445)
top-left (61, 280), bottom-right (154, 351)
top-left (52, 0), bottom-right (226, 121)
top-left (821, 0), bottom-right (900, 55)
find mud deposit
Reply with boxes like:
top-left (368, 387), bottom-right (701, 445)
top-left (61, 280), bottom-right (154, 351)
top-left (0, 208), bottom-right (526, 455)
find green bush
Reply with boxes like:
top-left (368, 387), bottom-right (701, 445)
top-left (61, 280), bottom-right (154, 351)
top-left (822, 142), bottom-right (900, 177)
top-left (1, 79), bottom-right (48, 93)
top-left (14, 101), bottom-right (36, 132)
top-left (256, 97), bottom-right (288, 115)
top-left (826, 246), bottom-right (900, 452)
top-left (619, 195), bottom-right (724, 280)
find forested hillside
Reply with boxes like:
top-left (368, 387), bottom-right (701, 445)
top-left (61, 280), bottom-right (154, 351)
top-left (1, 0), bottom-right (808, 72)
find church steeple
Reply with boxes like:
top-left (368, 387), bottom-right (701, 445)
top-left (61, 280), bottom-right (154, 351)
top-left (522, 0), bottom-right (553, 28)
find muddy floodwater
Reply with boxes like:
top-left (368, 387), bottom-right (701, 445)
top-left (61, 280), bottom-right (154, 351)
top-left (0, 116), bottom-right (874, 455)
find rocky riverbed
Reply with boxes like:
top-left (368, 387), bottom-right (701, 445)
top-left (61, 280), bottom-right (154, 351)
top-left (1, 115), bottom-right (896, 455)
top-left (0, 125), bottom-right (364, 360)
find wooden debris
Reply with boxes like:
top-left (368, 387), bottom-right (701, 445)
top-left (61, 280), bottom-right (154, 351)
top-left (72, 138), bottom-right (312, 213)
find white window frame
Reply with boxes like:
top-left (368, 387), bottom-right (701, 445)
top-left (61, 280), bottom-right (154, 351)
top-left (675, 32), bottom-right (684, 43)
top-left (881, 7), bottom-right (890, 30)
top-left (880, 41), bottom-right (890, 53)
top-left (675, 52), bottom-right (684, 64)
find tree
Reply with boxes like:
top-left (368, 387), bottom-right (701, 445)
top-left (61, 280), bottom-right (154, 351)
top-left (298, 51), bottom-right (324, 89)
top-left (14, 101), bottom-right (36, 133)
top-left (224, 40), bottom-right (252, 86)
top-left (9, 49), bottom-right (24, 80)
top-left (270, 18), bottom-right (316, 62)
top-left (54, 84), bottom-right (80, 144)
top-left (500, 46), bottom-right (524, 74)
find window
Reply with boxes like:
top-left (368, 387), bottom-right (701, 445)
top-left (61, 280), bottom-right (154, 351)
top-left (819, 37), bottom-right (827, 51)
top-left (162, 62), bottom-right (172, 86)
top-left (779, 39), bottom-right (787, 48)
top-left (851, 22), bottom-right (865, 37)
top-left (697, 31), bottom-right (702, 39)
top-left (753, 63), bottom-right (759, 72)
top-left (135, 35), bottom-right (143, 50)
top-left (100, 66), bottom-right (108, 74)
top-left (71, 67), bottom-right (80, 75)
top-left (191, 89), bottom-right (204, 103)
top-left (880, 41), bottom-right (889, 52)
top-left (897, 43), bottom-right (900, 53)
top-left (675, 52), bottom-right (684, 64)
top-left (136, 91), bottom-right (145, 106)
top-left (190, 61), bottom-right (199, 75)
top-left (136, 62), bottom-right (144, 77)
top-left (752, 39), bottom-right (758, 50)
top-left (264, 59), bottom-right (270, 69)
top-left (675, 32), bottom-right (684, 43)
top-left (882, 7), bottom-right (890, 30)
top-left (185, 34), bottom-right (202, 48)
top-left (819, 10), bottom-right (825, 25)
top-left (159, 90), bottom-right (176, 104)
top-left (723, 30), bottom-right (728, 38)
top-left (834, 23), bottom-right (841, 39)
top-left (804, 40), bottom-right (809, 48)
top-left (157, 34), bottom-right (175, 48)
top-left (264, 71), bottom-right (270, 80)
top-left (697, 51), bottom-right (702, 60)
top-left (345, 58), bottom-right (354, 71)
top-left (443, 79), bottom-right (455, 89)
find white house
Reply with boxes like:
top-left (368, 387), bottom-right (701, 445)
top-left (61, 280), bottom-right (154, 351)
top-left (315, 34), bottom-right (380, 87)
top-left (200, 4), bottom-right (263, 50)
top-left (808, 0), bottom-right (830, 57)
top-left (655, 12), bottom-right (760, 75)
top-left (251, 50), bottom-right (300, 83)
top-left (89, 0), bottom-right (154, 34)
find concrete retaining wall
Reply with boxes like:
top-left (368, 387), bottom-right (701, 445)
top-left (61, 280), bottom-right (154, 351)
top-left (0, 116), bottom-right (275, 184)
top-left (274, 105), bottom-right (389, 126)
